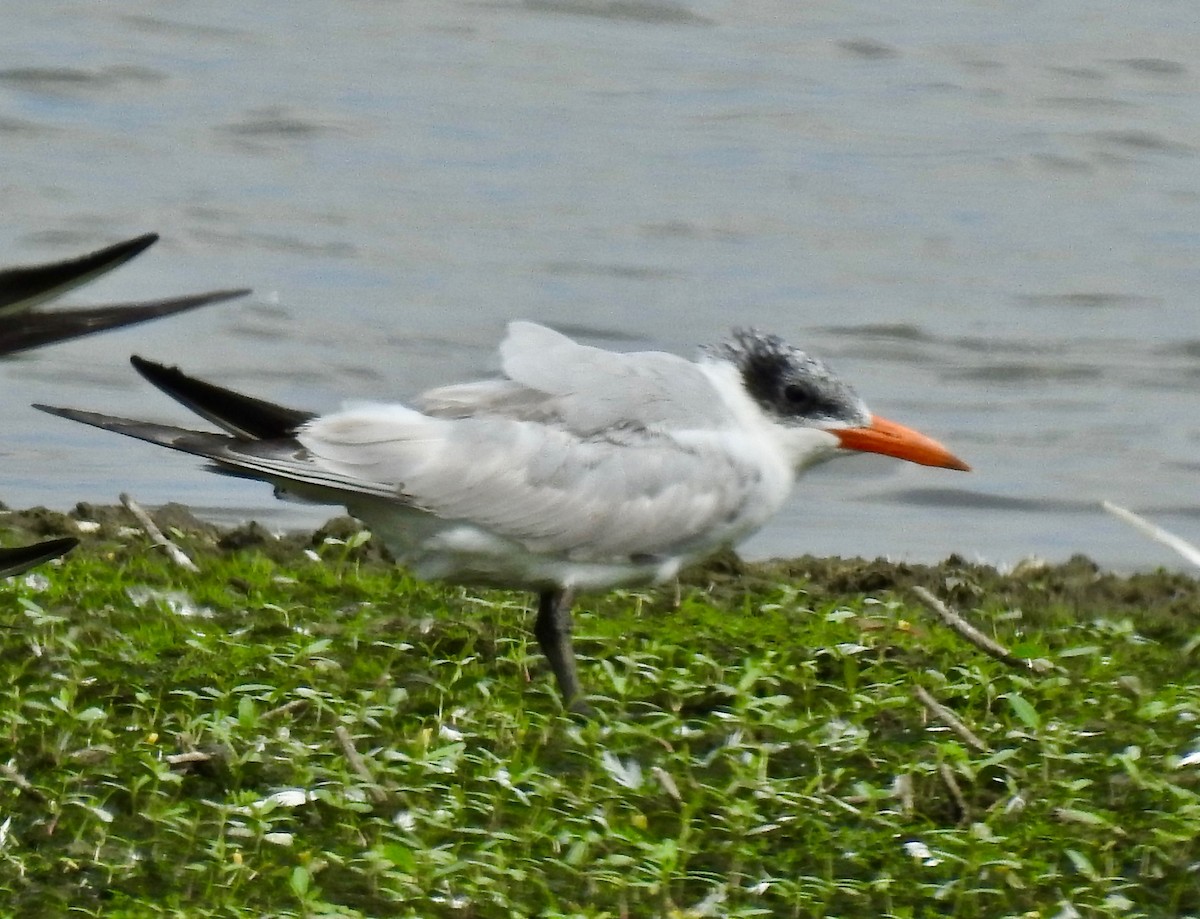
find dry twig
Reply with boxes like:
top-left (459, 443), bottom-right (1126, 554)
top-left (911, 585), bottom-right (1056, 674)
top-left (120, 493), bottom-right (198, 572)
top-left (938, 762), bottom-right (969, 822)
top-left (263, 698), bottom-right (309, 721)
top-left (0, 761), bottom-right (46, 801)
top-left (894, 773), bottom-right (915, 816)
top-left (913, 685), bottom-right (989, 753)
top-left (335, 725), bottom-right (387, 804)
top-left (651, 765), bottom-right (682, 804)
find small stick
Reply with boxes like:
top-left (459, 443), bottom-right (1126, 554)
top-left (894, 773), bottom-right (915, 816)
top-left (120, 493), bottom-right (199, 572)
top-left (334, 725), bottom-right (387, 804)
top-left (0, 761), bottom-right (46, 802)
top-left (166, 750), bottom-right (212, 766)
top-left (263, 698), bottom-right (308, 721)
top-left (651, 765), bottom-right (682, 804)
top-left (1103, 501), bottom-right (1200, 570)
top-left (69, 746), bottom-right (113, 765)
top-left (938, 762), bottom-right (969, 822)
top-left (911, 586), bottom-right (1055, 674)
top-left (913, 685), bottom-right (989, 753)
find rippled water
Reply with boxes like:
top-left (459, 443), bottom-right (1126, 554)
top-left (1, 1), bottom-right (1198, 570)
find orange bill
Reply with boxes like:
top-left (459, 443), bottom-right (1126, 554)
top-left (834, 415), bottom-right (970, 471)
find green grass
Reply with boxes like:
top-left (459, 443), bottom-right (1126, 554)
top-left (1, 510), bottom-right (1199, 917)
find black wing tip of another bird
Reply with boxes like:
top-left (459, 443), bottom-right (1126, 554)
top-left (0, 288), bottom-right (251, 357)
top-left (101, 287), bottom-right (252, 314)
top-left (92, 231), bottom-right (159, 262)
top-left (0, 231), bottom-right (162, 313)
top-left (0, 536), bottom-right (79, 578)
top-left (37, 231), bottom-right (160, 275)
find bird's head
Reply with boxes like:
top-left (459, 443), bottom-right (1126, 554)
top-left (710, 329), bottom-right (970, 473)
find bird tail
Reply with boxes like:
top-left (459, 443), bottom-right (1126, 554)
top-left (34, 391), bottom-right (397, 502)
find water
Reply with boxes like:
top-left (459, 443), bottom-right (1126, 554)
top-left (1, 1), bottom-right (1198, 571)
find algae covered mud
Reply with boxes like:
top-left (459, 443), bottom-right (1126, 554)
top-left (2, 502), bottom-right (1200, 916)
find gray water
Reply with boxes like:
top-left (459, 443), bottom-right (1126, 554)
top-left (1, 1), bottom-right (1198, 571)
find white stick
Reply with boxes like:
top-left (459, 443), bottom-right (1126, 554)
top-left (335, 726), bottom-right (387, 804)
top-left (120, 493), bottom-right (199, 572)
top-left (938, 762), bottom-right (969, 821)
top-left (0, 761), bottom-right (45, 801)
top-left (913, 685), bottom-right (989, 753)
top-left (1102, 501), bottom-right (1200, 570)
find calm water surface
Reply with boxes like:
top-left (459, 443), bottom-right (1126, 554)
top-left (1, 1), bottom-right (1198, 571)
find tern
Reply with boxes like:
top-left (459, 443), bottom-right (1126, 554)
top-left (36, 321), bottom-right (968, 708)
top-left (0, 233), bottom-right (249, 356)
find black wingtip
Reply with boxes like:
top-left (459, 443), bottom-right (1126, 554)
top-left (30, 403), bottom-right (143, 436)
top-left (97, 232), bottom-right (159, 263)
top-left (126, 354), bottom-right (315, 439)
top-left (53, 232), bottom-right (160, 271)
top-left (0, 536), bottom-right (79, 578)
top-left (31, 403), bottom-right (98, 424)
top-left (105, 287), bottom-right (253, 316)
top-left (0, 288), bottom-right (251, 357)
top-left (0, 232), bottom-right (162, 313)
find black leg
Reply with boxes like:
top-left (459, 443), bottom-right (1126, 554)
top-left (533, 588), bottom-right (590, 711)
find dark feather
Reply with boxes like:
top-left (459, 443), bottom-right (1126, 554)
top-left (0, 537), bottom-right (78, 578)
top-left (0, 233), bottom-right (158, 313)
top-left (130, 355), bottom-right (315, 440)
top-left (31, 404), bottom-right (396, 500)
top-left (0, 290), bottom-right (250, 356)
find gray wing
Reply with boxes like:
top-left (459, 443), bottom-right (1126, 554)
top-left (419, 321), bottom-right (734, 434)
top-left (37, 397), bottom-right (767, 561)
top-left (300, 404), bottom-right (768, 559)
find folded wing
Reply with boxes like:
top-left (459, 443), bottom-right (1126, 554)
top-left (421, 321), bottom-right (733, 435)
top-left (301, 405), bottom-right (768, 559)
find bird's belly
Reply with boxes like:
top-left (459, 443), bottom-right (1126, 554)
top-left (350, 504), bottom-right (679, 592)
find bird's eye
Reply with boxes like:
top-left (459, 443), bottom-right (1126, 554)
top-left (781, 383), bottom-right (815, 411)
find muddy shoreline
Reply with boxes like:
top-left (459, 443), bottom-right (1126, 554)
top-left (4, 500), bottom-right (1198, 645)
